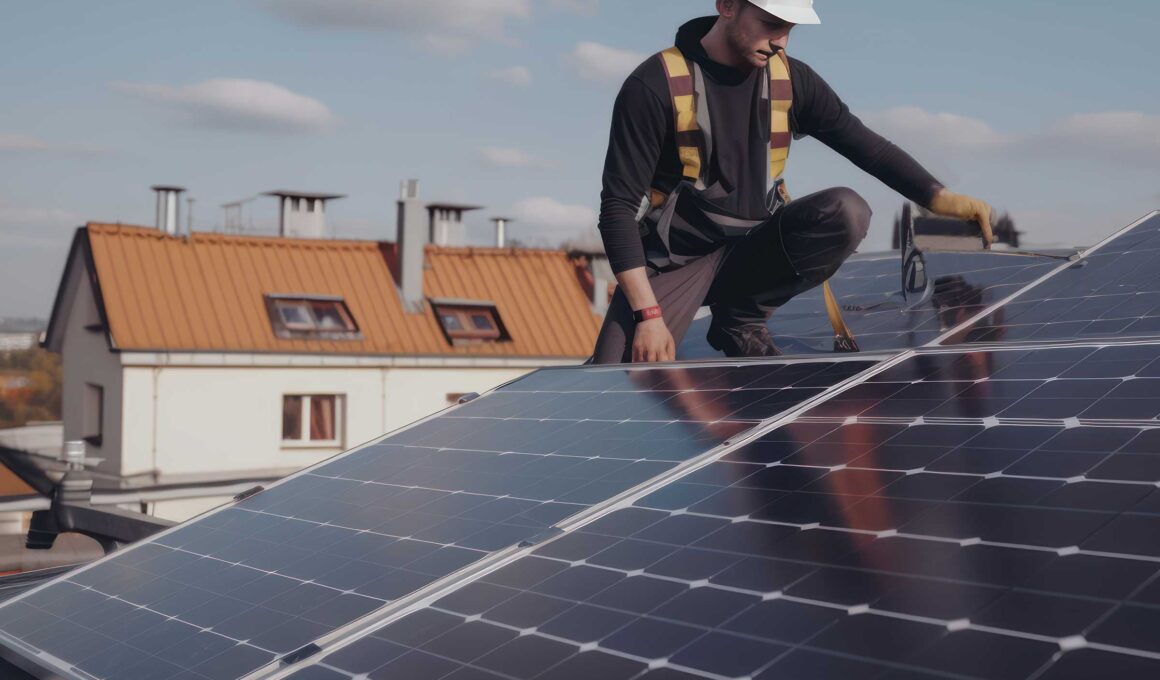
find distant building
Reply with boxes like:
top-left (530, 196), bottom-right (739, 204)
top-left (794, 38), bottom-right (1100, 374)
top-left (0, 319), bottom-right (44, 353)
top-left (0, 334), bottom-right (39, 352)
top-left (0, 421), bottom-right (62, 459)
top-left (41, 183), bottom-right (604, 519)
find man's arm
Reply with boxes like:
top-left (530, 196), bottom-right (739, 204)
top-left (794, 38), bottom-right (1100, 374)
top-left (598, 74), bottom-right (677, 361)
top-left (791, 60), bottom-right (993, 245)
top-left (790, 59), bottom-right (943, 207)
top-left (598, 75), bottom-right (667, 274)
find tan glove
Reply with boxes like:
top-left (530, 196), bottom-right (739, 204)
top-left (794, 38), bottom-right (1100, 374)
top-left (929, 189), bottom-right (994, 249)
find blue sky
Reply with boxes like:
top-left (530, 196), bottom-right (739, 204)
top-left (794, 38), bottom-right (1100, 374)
top-left (2, 0), bottom-right (1158, 317)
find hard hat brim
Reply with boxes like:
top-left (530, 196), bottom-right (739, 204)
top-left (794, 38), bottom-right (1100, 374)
top-left (749, 2), bottom-right (822, 25)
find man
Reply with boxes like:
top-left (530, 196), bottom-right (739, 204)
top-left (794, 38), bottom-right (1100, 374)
top-left (591, 0), bottom-right (993, 364)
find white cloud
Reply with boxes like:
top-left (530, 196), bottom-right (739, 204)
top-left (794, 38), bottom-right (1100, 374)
top-left (0, 134), bottom-right (107, 154)
top-left (0, 201), bottom-right (82, 249)
top-left (479, 146), bottom-right (551, 168)
top-left (253, 0), bottom-right (531, 51)
top-left (862, 107), bottom-right (1010, 155)
top-left (512, 196), bottom-right (596, 234)
top-left (550, 0), bottom-right (599, 15)
top-left (567, 41), bottom-right (646, 85)
top-left (0, 201), bottom-right (80, 226)
top-left (1027, 112), bottom-right (1160, 169)
top-left (862, 107), bottom-right (1160, 170)
top-left (486, 65), bottom-right (533, 87)
top-left (112, 78), bottom-right (336, 133)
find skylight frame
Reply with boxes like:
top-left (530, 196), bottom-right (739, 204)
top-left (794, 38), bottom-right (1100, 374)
top-left (265, 294), bottom-right (362, 341)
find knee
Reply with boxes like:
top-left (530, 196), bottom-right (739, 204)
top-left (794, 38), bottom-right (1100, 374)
top-left (829, 187), bottom-right (872, 246)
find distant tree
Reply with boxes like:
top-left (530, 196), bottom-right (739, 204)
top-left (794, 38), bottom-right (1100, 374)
top-left (0, 348), bottom-right (62, 429)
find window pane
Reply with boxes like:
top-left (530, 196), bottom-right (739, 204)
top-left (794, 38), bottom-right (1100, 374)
top-left (278, 303), bottom-right (314, 329)
top-left (439, 312), bottom-right (463, 331)
top-left (282, 396), bottom-right (303, 440)
top-left (470, 313), bottom-right (494, 330)
top-left (310, 396), bottom-right (337, 441)
top-left (312, 302), bottom-right (349, 330)
top-left (83, 384), bottom-right (103, 441)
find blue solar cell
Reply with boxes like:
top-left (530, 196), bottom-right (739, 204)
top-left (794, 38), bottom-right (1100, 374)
top-left (949, 212), bottom-right (1160, 345)
top-left (679, 250), bottom-right (1058, 357)
top-left (0, 360), bottom-right (873, 679)
top-left (294, 344), bottom-right (1160, 680)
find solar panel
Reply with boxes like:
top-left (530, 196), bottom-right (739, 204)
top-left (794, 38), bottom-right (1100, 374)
top-left (679, 251), bottom-right (1058, 357)
top-left (946, 212), bottom-right (1160, 346)
top-left (290, 342), bottom-right (1160, 680)
top-left (0, 359), bottom-right (876, 680)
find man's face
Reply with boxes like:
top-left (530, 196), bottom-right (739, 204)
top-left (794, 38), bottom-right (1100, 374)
top-left (723, 2), bottom-right (796, 68)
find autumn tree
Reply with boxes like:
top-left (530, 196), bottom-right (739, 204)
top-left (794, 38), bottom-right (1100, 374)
top-left (0, 348), bottom-right (62, 429)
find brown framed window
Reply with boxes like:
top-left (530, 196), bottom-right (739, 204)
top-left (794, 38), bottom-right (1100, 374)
top-left (83, 383), bottom-right (103, 446)
top-left (282, 394), bottom-right (344, 446)
top-left (266, 295), bottom-right (360, 340)
top-left (432, 304), bottom-right (505, 342)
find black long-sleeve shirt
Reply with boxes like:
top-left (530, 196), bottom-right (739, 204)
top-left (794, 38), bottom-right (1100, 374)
top-left (598, 17), bottom-right (944, 274)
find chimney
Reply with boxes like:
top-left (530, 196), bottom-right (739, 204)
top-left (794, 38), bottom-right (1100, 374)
top-left (396, 179), bottom-right (427, 312)
top-left (590, 255), bottom-right (613, 315)
top-left (152, 185), bottom-right (185, 235)
top-left (263, 190), bottom-right (345, 238)
top-left (491, 217), bottom-right (514, 248)
top-left (425, 202), bottom-right (482, 247)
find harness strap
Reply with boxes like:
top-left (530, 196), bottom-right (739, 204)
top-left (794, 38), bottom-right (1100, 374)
top-left (768, 50), bottom-right (793, 184)
top-left (823, 280), bottom-right (861, 353)
top-left (659, 47), bottom-right (705, 187)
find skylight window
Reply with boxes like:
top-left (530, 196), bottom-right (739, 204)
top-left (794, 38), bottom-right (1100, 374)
top-left (431, 300), bottom-right (508, 343)
top-left (266, 295), bottom-right (361, 340)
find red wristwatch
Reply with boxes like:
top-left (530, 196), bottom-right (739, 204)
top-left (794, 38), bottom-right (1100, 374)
top-left (632, 305), bottom-right (663, 323)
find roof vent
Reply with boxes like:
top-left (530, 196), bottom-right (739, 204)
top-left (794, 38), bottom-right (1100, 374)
top-left (152, 185), bottom-right (185, 235)
top-left (264, 190), bottom-right (345, 239)
top-left (491, 217), bottom-right (514, 248)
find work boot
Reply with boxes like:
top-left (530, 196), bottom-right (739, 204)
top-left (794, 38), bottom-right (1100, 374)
top-left (707, 320), bottom-right (782, 358)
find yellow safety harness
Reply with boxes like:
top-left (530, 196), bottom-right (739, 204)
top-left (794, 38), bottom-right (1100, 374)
top-left (655, 46), bottom-right (860, 352)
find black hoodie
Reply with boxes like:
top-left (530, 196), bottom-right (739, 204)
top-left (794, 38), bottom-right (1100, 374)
top-left (597, 16), bottom-right (944, 274)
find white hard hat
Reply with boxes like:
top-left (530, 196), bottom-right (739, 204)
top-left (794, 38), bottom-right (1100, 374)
top-left (748, 0), bottom-right (821, 25)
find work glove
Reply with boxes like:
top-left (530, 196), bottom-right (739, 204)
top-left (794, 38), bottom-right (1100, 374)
top-left (928, 189), bottom-right (994, 249)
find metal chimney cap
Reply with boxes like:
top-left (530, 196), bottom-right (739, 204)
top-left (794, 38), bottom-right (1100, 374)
top-left (262, 190), bottom-right (346, 200)
top-left (151, 185), bottom-right (186, 193)
top-left (490, 217), bottom-right (516, 223)
top-left (426, 202), bottom-right (484, 213)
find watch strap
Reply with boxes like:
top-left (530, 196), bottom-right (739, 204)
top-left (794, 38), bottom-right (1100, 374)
top-left (632, 305), bottom-right (663, 323)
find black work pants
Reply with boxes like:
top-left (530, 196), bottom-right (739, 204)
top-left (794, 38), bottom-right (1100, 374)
top-left (591, 187), bottom-right (871, 364)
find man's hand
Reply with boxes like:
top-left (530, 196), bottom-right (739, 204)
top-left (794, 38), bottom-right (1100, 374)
top-left (929, 189), bottom-right (995, 249)
top-left (632, 317), bottom-right (676, 363)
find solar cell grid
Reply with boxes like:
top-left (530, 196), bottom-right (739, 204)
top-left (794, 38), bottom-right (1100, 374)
top-left (292, 343), bottom-right (1160, 680)
top-left (948, 212), bottom-right (1160, 345)
top-left (0, 360), bottom-right (875, 680)
top-left (679, 251), bottom-right (1059, 357)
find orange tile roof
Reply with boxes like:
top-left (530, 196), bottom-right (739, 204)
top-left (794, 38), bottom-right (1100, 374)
top-left (82, 223), bottom-right (602, 358)
top-left (0, 466), bottom-right (34, 498)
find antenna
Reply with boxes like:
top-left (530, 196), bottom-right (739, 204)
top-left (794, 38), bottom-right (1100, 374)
top-left (221, 195), bottom-right (259, 234)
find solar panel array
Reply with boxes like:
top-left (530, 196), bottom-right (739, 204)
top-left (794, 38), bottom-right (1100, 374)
top-left (947, 213), bottom-right (1160, 345)
top-left (1, 211), bottom-right (1158, 680)
top-left (680, 250), bottom-right (1058, 357)
top-left (0, 360), bottom-right (874, 680)
top-left (289, 343), bottom-right (1160, 680)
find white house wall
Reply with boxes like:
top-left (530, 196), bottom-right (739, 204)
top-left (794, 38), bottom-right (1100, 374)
top-left (60, 260), bottom-right (123, 474)
top-left (381, 367), bottom-right (531, 433)
top-left (119, 365), bottom-right (537, 481)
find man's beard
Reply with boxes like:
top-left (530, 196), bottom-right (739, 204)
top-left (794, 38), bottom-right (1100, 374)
top-left (724, 22), bottom-right (761, 67)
